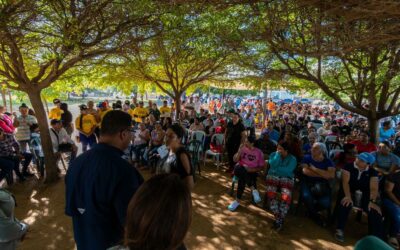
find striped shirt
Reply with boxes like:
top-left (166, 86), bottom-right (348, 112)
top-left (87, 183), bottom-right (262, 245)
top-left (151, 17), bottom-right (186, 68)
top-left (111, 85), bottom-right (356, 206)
top-left (0, 134), bottom-right (20, 157)
top-left (15, 115), bottom-right (37, 141)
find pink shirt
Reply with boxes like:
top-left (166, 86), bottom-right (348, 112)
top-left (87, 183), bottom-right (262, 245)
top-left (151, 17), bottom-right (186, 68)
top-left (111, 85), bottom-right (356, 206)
top-left (0, 114), bottom-right (15, 134)
top-left (239, 146), bottom-right (264, 168)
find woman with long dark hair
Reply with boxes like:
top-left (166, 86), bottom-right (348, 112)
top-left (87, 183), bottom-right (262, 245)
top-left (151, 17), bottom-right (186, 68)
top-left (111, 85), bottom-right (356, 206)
top-left (108, 174), bottom-right (192, 250)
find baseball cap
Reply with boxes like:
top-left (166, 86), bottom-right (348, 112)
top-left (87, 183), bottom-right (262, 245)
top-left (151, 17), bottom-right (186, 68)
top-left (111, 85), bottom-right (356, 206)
top-left (50, 119), bottom-right (61, 125)
top-left (79, 104), bottom-right (88, 110)
top-left (357, 152), bottom-right (375, 165)
top-left (19, 103), bottom-right (29, 109)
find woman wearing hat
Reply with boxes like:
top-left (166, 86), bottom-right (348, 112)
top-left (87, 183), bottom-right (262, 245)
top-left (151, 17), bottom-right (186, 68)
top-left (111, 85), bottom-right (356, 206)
top-left (334, 152), bottom-right (384, 243)
top-left (75, 105), bottom-right (97, 152)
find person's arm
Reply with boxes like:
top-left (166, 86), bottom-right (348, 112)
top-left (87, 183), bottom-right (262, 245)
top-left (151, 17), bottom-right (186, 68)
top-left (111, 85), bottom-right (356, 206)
top-left (180, 153), bottom-right (194, 190)
top-left (240, 130), bottom-right (246, 144)
top-left (13, 116), bottom-right (19, 127)
top-left (385, 180), bottom-right (400, 206)
top-left (309, 165), bottom-right (335, 179)
top-left (340, 169), bottom-right (353, 206)
top-left (74, 117), bottom-right (85, 136)
top-left (233, 144), bottom-right (244, 163)
top-left (369, 176), bottom-right (381, 214)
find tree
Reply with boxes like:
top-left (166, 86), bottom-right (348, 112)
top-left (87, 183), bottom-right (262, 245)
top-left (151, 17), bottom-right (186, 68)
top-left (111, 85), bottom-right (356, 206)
top-left (0, 0), bottom-right (159, 182)
top-left (233, 0), bottom-right (400, 142)
top-left (110, 5), bottom-right (234, 117)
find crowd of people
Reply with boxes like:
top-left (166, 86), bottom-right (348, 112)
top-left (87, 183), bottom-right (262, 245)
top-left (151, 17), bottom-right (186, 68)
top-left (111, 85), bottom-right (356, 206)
top-left (1, 95), bottom-right (400, 249)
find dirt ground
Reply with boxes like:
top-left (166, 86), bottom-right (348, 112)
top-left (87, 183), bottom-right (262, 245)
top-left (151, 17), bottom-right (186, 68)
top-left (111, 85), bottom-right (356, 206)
top-left (7, 161), bottom-right (370, 250)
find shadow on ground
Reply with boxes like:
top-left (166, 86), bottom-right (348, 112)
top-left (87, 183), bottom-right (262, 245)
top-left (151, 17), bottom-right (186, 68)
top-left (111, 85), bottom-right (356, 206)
top-left (9, 162), bottom-right (366, 250)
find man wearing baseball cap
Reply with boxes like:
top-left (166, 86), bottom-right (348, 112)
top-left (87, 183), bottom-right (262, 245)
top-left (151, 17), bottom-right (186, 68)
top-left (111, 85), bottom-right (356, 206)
top-left (13, 103), bottom-right (37, 153)
top-left (48, 98), bottom-right (64, 120)
top-left (335, 152), bottom-right (384, 243)
top-left (75, 105), bottom-right (97, 152)
top-left (131, 101), bottom-right (149, 123)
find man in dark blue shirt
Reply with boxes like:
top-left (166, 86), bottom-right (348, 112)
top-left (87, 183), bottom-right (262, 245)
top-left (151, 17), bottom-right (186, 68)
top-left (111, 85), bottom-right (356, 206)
top-left (65, 110), bottom-right (143, 250)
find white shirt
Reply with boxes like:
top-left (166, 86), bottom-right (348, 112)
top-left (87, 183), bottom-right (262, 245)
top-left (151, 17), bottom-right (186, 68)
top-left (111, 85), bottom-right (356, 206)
top-left (49, 127), bottom-right (74, 153)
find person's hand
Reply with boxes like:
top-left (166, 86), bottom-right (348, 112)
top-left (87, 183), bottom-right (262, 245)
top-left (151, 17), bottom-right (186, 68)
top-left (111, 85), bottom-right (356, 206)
top-left (341, 196), bottom-right (353, 207)
top-left (12, 112), bottom-right (17, 117)
top-left (302, 166), bottom-right (313, 176)
top-left (368, 201), bottom-right (382, 215)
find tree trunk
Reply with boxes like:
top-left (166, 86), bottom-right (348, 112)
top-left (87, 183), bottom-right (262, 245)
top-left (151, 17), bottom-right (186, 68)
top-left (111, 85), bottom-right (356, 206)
top-left (368, 117), bottom-right (379, 144)
top-left (27, 89), bottom-right (59, 183)
top-left (8, 90), bottom-right (12, 113)
top-left (174, 92), bottom-right (182, 120)
top-left (1, 87), bottom-right (6, 108)
top-left (42, 94), bottom-right (49, 114)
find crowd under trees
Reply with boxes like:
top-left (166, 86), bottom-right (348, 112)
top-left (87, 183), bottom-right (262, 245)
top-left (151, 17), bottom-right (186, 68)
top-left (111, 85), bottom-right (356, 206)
top-left (0, 0), bottom-right (399, 182)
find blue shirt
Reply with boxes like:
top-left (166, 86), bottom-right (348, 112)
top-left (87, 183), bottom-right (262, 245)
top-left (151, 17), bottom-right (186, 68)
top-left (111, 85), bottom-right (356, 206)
top-left (371, 151), bottom-right (400, 170)
top-left (268, 152), bottom-right (297, 178)
top-left (65, 143), bottom-right (144, 250)
top-left (301, 155), bottom-right (335, 183)
top-left (379, 127), bottom-right (395, 142)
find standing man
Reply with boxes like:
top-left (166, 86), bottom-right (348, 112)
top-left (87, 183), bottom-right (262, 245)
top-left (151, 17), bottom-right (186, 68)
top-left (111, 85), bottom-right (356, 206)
top-left (65, 110), bottom-right (143, 250)
top-left (132, 101), bottom-right (149, 123)
top-left (75, 105), bottom-right (97, 152)
top-left (13, 103), bottom-right (37, 152)
top-left (48, 98), bottom-right (64, 120)
top-left (225, 112), bottom-right (246, 173)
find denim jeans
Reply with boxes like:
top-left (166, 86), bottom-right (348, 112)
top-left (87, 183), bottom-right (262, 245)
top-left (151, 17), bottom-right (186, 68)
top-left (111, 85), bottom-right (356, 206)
top-left (383, 198), bottom-right (400, 237)
top-left (79, 133), bottom-right (97, 153)
top-left (300, 181), bottom-right (331, 215)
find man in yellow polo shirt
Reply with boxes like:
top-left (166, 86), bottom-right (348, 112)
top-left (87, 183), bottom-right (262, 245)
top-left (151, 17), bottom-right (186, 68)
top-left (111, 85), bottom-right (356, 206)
top-left (159, 100), bottom-right (171, 119)
top-left (75, 104), bottom-right (97, 152)
top-left (48, 98), bottom-right (64, 120)
top-left (132, 101), bottom-right (149, 123)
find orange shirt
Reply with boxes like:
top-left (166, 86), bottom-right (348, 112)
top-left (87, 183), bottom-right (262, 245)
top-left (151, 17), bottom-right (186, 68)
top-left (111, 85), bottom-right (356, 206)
top-left (267, 102), bottom-right (276, 111)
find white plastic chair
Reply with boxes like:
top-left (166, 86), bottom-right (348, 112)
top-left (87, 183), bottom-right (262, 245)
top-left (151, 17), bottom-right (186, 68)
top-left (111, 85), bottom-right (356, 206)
top-left (204, 134), bottom-right (224, 170)
top-left (189, 130), bottom-right (206, 159)
top-left (325, 135), bottom-right (338, 143)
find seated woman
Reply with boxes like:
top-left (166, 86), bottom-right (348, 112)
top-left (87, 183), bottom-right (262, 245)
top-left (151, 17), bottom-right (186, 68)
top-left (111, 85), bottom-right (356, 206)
top-left (158, 124), bottom-right (194, 190)
top-left (334, 153), bottom-right (384, 243)
top-left (109, 174), bottom-right (191, 250)
top-left (0, 188), bottom-right (28, 250)
top-left (383, 171), bottom-right (400, 248)
top-left (372, 141), bottom-right (400, 175)
top-left (300, 142), bottom-right (335, 226)
top-left (146, 122), bottom-right (165, 169)
top-left (265, 142), bottom-right (297, 231)
top-left (228, 136), bottom-right (265, 211)
top-left (132, 123), bottom-right (150, 167)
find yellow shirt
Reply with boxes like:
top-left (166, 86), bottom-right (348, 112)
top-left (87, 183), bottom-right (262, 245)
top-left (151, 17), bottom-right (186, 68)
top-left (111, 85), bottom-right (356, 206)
top-left (75, 114), bottom-right (97, 134)
top-left (98, 108), bottom-right (112, 128)
top-left (159, 106), bottom-right (171, 117)
top-left (127, 109), bottom-right (135, 119)
top-left (132, 107), bottom-right (149, 123)
top-left (48, 107), bottom-right (64, 120)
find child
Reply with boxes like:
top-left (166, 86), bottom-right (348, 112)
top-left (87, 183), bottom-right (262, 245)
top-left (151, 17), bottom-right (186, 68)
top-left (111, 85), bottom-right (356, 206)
top-left (30, 124), bottom-right (44, 177)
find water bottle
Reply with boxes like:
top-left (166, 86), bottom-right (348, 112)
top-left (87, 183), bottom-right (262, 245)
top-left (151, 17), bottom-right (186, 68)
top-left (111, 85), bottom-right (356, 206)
top-left (354, 190), bottom-right (362, 208)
